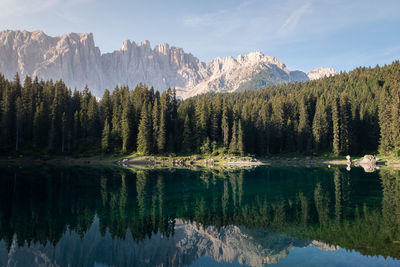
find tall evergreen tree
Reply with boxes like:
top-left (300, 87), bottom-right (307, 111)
top-left (152, 98), bottom-right (160, 153)
top-left (102, 119), bottom-right (111, 153)
top-left (15, 96), bottom-right (23, 152)
top-left (379, 88), bottom-right (394, 154)
top-left (237, 120), bottom-right (245, 156)
top-left (221, 99), bottom-right (230, 147)
top-left (157, 105), bottom-right (167, 153)
top-left (230, 120), bottom-right (238, 153)
top-left (87, 97), bottom-right (100, 139)
top-left (121, 100), bottom-right (133, 153)
top-left (182, 114), bottom-right (193, 153)
top-left (332, 97), bottom-right (340, 155)
top-left (312, 99), bottom-right (329, 153)
top-left (137, 103), bottom-right (152, 154)
top-left (297, 97), bottom-right (312, 153)
top-left (339, 93), bottom-right (351, 154)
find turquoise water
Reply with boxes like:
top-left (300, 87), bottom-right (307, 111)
top-left (0, 165), bottom-right (399, 266)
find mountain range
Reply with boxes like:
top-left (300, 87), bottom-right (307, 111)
top-left (0, 30), bottom-right (336, 98)
top-left (0, 218), bottom-right (337, 267)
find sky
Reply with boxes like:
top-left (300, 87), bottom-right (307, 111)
top-left (0, 0), bottom-right (399, 72)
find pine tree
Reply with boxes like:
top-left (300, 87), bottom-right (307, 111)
top-left (195, 98), bottom-right (208, 147)
top-left (297, 97), bottom-right (312, 153)
top-left (378, 88), bottom-right (393, 154)
top-left (15, 96), bottom-right (23, 152)
top-left (1, 85), bottom-right (11, 151)
top-left (157, 104), bottom-right (167, 153)
top-left (61, 112), bottom-right (67, 153)
top-left (230, 120), bottom-right (238, 153)
top-left (285, 118), bottom-right (296, 152)
top-left (73, 111), bottom-right (80, 148)
top-left (221, 99), bottom-right (230, 147)
top-left (339, 93), bottom-right (351, 154)
top-left (87, 97), bottom-right (100, 139)
top-left (332, 97), bottom-right (340, 155)
top-left (80, 85), bottom-right (90, 138)
top-left (137, 103), bottom-right (152, 154)
top-left (237, 120), bottom-right (245, 156)
top-left (391, 90), bottom-right (400, 155)
top-left (33, 103), bottom-right (43, 148)
top-left (101, 89), bottom-right (111, 124)
top-left (102, 119), bottom-right (111, 153)
top-left (312, 99), bottom-right (329, 153)
top-left (182, 114), bottom-right (193, 153)
top-left (152, 98), bottom-right (160, 153)
top-left (121, 100), bottom-right (132, 153)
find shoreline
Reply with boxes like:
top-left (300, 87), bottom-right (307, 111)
top-left (1, 154), bottom-right (397, 171)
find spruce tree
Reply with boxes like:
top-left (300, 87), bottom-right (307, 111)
top-left (339, 93), bottom-right (351, 154)
top-left (137, 103), bottom-right (152, 154)
top-left (61, 112), bottom-right (66, 153)
top-left (312, 99), bottom-right (329, 153)
top-left (379, 88), bottom-right (394, 154)
top-left (152, 98), bottom-right (160, 153)
top-left (332, 97), bottom-right (340, 155)
top-left (1, 85), bottom-right (11, 151)
top-left (33, 103), bottom-right (42, 148)
top-left (297, 98), bottom-right (312, 153)
top-left (87, 97), bottom-right (100, 139)
top-left (102, 119), bottom-right (111, 153)
top-left (182, 114), bottom-right (193, 153)
top-left (157, 105), bottom-right (167, 153)
top-left (237, 120), bottom-right (245, 156)
top-left (221, 99), bottom-right (230, 147)
top-left (121, 100), bottom-right (132, 153)
top-left (230, 120), bottom-right (238, 153)
top-left (15, 96), bottom-right (23, 152)
top-left (391, 91), bottom-right (400, 155)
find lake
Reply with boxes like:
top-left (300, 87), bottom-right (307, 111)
top-left (0, 165), bottom-right (399, 267)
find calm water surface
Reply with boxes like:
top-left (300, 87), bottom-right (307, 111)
top-left (0, 165), bottom-right (399, 267)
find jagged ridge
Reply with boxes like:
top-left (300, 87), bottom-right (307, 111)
top-left (0, 30), bottom-right (336, 98)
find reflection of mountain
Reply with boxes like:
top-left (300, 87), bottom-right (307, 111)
top-left (0, 166), bottom-right (399, 265)
top-left (0, 218), bottom-right (311, 267)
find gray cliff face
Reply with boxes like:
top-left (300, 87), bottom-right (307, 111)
top-left (0, 30), bottom-right (336, 98)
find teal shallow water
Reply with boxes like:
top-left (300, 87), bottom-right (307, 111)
top-left (0, 165), bottom-right (399, 266)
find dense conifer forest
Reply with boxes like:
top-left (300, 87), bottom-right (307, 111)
top-left (0, 61), bottom-right (399, 156)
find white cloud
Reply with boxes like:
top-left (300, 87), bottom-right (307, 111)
top-left (0, 0), bottom-right (94, 20)
top-left (0, 0), bottom-right (59, 18)
top-left (279, 2), bottom-right (311, 35)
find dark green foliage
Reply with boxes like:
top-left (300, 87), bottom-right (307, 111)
top-left (1, 61), bottom-right (400, 156)
top-left (182, 114), bottom-right (193, 153)
top-left (102, 119), bottom-right (111, 153)
top-left (137, 103), bottom-right (152, 154)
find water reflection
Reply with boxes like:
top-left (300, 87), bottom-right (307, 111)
top-left (0, 166), bottom-right (399, 266)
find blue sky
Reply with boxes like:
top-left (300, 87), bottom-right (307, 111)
top-left (1, 0), bottom-right (399, 72)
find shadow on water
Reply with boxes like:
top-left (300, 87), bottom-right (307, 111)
top-left (0, 165), bottom-right (399, 266)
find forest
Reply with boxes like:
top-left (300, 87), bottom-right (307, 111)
top-left (0, 61), bottom-right (400, 156)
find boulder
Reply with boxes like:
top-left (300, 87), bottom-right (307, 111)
top-left (359, 155), bottom-right (378, 165)
top-left (355, 155), bottom-right (379, 172)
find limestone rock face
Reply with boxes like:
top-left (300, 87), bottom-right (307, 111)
top-left (0, 30), bottom-right (336, 98)
top-left (307, 67), bottom-right (337, 80)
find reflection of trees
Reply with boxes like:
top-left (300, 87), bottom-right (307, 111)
top-left (0, 166), bottom-right (399, 259)
top-left (334, 169), bottom-right (342, 221)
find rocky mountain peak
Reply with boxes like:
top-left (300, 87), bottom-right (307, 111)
top-left (0, 30), bottom-right (336, 98)
top-left (307, 67), bottom-right (337, 80)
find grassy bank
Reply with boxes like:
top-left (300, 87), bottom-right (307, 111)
top-left (2, 152), bottom-right (399, 171)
